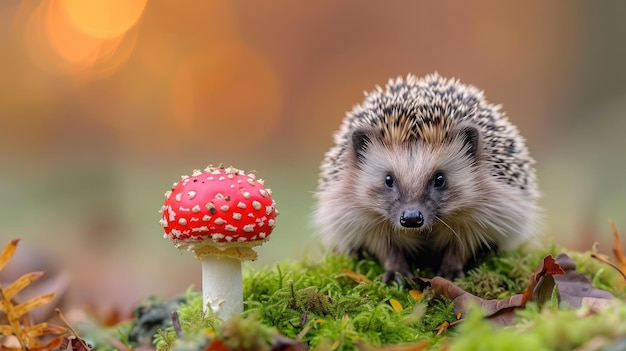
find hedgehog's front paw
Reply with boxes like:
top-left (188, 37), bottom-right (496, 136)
top-left (382, 253), bottom-right (413, 284)
top-left (437, 247), bottom-right (465, 279)
top-left (382, 269), bottom-right (414, 284)
top-left (436, 263), bottom-right (465, 280)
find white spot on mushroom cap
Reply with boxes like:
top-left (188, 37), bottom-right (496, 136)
top-left (268, 219), bottom-right (275, 227)
top-left (187, 191), bottom-right (197, 200)
top-left (214, 217), bottom-right (226, 225)
top-left (232, 213), bottom-right (242, 220)
top-left (192, 169), bottom-right (202, 176)
top-left (246, 178), bottom-right (256, 186)
top-left (178, 218), bottom-right (187, 226)
top-left (202, 214), bottom-right (211, 221)
top-left (225, 224), bottom-right (237, 232)
top-left (259, 189), bottom-right (268, 197)
top-left (243, 224), bottom-right (255, 232)
top-left (259, 232), bottom-right (266, 239)
top-left (219, 176), bottom-right (225, 181)
top-left (242, 192), bottom-right (251, 199)
top-left (192, 205), bottom-right (201, 213)
top-left (252, 201), bottom-right (262, 211)
top-left (225, 236), bottom-right (233, 242)
top-left (212, 233), bottom-right (224, 240)
top-left (220, 205), bottom-right (229, 212)
top-left (175, 193), bottom-right (182, 201)
top-left (164, 190), bottom-right (172, 199)
top-left (179, 206), bottom-right (190, 212)
top-left (266, 205), bottom-right (274, 215)
top-left (237, 201), bottom-right (246, 209)
top-left (237, 237), bottom-right (247, 242)
top-left (192, 226), bottom-right (209, 232)
top-left (159, 218), bottom-right (168, 227)
top-left (167, 207), bottom-right (176, 221)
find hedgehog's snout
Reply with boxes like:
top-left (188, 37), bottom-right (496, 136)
top-left (400, 210), bottom-right (424, 228)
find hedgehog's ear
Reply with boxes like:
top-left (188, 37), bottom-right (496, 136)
top-left (458, 125), bottom-right (480, 159)
top-left (351, 128), bottom-right (373, 165)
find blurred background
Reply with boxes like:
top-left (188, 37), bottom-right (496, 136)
top-left (1, 0), bottom-right (626, 316)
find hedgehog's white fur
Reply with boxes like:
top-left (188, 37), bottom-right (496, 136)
top-left (315, 73), bottom-right (540, 280)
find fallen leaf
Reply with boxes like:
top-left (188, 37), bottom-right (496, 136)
top-left (335, 269), bottom-right (371, 284)
top-left (205, 339), bottom-right (231, 351)
top-left (423, 253), bottom-right (615, 326)
top-left (435, 321), bottom-right (450, 336)
top-left (523, 255), bottom-right (564, 307)
top-left (389, 299), bottom-right (403, 312)
top-left (0, 239), bottom-right (68, 351)
top-left (408, 290), bottom-right (422, 301)
top-left (609, 218), bottom-right (626, 273)
top-left (553, 254), bottom-right (615, 308)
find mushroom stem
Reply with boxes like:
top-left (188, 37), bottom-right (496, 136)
top-left (200, 255), bottom-right (243, 318)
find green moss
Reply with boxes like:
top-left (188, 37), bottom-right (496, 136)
top-left (242, 254), bottom-right (449, 349)
top-left (144, 245), bottom-right (626, 350)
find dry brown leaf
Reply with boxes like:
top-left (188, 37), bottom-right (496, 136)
top-left (0, 240), bottom-right (19, 272)
top-left (609, 218), bottom-right (626, 273)
top-left (424, 253), bottom-right (615, 326)
top-left (435, 321), bottom-right (450, 336)
top-left (0, 239), bottom-right (68, 351)
top-left (335, 269), bottom-right (372, 284)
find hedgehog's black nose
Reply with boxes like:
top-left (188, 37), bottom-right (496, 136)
top-left (400, 210), bottom-right (424, 228)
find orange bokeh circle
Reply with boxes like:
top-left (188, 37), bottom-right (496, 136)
top-left (59, 0), bottom-right (147, 39)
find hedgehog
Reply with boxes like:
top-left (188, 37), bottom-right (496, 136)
top-left (314, 73), bottom-right (540, 283)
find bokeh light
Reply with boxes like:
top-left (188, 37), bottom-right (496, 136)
top-left (19, 0), bottom-right (142, 77)
top-left (169, 42), bottom-right (283, 153)
top-left (59, 0), bottom-right (146, 39)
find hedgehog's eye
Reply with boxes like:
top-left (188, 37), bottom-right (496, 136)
top-left (385, 174), bottom-right (394, 188)
top-left (433, 173), bottom-right (446, 189)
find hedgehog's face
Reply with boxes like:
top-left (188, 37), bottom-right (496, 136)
top-left (349, 123), bottom-right (483, 233)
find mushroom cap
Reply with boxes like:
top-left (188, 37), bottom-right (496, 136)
top-left (160, 165), bottom-right (277, 260)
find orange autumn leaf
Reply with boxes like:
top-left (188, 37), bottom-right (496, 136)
top-left (335, 269), bottom-right (371, 284)
top-left (609, 218), bottom-right (626, 273)
top-left (389, 298), bottom-right (403, 312)
top-left (2, 272), bottom-right (45, 300)
top-left (0, 239), bottom-right (68, 351)
top-left (435, 321), bottom-right (450, 336)
top-left (408, 290), bottom-right (423, 301)
top-left (0, 239), bottom-right (19, 272)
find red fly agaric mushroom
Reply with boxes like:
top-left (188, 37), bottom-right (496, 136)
top-left (159, 165), bottom-right (278, 318)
